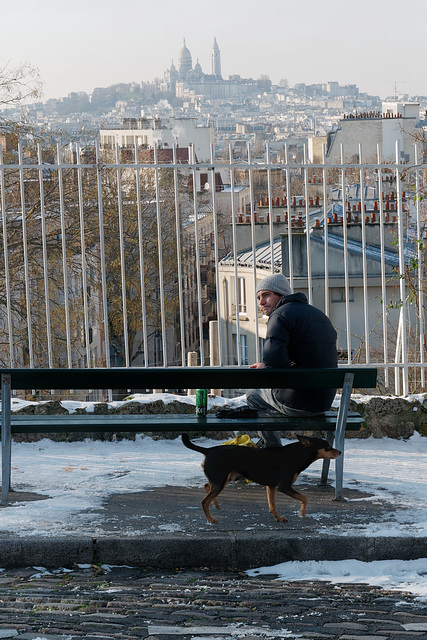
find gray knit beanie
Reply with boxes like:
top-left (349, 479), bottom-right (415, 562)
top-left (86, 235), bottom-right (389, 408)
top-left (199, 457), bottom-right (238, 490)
top-left (256, 273), bottom-right (292, 297)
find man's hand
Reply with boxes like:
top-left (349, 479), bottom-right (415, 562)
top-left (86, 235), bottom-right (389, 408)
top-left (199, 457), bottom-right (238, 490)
top-left (249, 362), bottom-right (265, 369)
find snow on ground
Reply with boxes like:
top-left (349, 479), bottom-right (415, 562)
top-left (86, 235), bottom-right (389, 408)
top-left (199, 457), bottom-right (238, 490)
top-left (247, 558), bottom-right (427, 602)
top-left (4, 429), bottom-right (427, 539)
top-left (3, 393), bottom-right (427, 599)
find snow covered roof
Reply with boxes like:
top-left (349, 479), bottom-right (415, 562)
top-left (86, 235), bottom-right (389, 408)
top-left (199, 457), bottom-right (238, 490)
top-left (220, 237), bottom-right (282, 271)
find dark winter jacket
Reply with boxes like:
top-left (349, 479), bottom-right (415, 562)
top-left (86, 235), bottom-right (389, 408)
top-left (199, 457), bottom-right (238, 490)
top-left (262, 292), bottom-right (338, 413)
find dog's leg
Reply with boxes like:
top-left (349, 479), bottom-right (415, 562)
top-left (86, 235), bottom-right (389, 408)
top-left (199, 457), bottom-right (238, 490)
top-left (202, 483), bottom-right (224, 523)
top-left (278, 484), bottom-right (308, 518)
top-left (266, 486), bottom-right (288, 522)
top-left (204, 482), bottom-right (220, 510)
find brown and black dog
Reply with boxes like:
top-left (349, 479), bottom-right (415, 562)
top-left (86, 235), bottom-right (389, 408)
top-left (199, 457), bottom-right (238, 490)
top-left (182, 433), bottom-right (340, 523)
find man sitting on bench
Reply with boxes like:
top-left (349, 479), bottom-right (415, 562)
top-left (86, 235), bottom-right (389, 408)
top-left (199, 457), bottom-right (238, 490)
top-left (246, 274), bottom-right (338, 448)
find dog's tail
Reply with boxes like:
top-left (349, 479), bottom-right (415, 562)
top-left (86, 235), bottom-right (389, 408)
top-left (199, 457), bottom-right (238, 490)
top-left (181, 433), bottom-right (206, 453)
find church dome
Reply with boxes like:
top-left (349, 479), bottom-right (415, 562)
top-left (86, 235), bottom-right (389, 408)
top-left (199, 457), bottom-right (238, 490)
top-left (178, 39), bottom-right (192, 75)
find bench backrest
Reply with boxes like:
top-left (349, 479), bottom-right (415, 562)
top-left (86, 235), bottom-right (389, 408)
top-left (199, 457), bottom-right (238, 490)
top-left (0, 367), bottom-right (377, 391)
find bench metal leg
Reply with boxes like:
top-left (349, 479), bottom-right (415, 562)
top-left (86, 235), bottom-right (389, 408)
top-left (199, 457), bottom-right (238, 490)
top-left (319, 431), bottom-right (335, 486)
top-left (1, 374), bottom-right (12, 506)
top-left (333, 372), bottom-right (354, 501)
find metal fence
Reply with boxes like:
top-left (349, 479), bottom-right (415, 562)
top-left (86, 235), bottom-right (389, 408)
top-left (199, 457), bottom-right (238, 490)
top-left (0, 140), bottom-right (426, 396)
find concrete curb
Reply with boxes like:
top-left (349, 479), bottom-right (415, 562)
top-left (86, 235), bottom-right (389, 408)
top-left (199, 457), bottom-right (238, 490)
top-left (0, 535), bottom-right (425, 570)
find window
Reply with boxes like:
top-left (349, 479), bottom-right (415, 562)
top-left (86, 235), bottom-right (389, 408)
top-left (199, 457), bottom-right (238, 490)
top-left (232, 333), bottom-right (248, 365)
top-left (232, 276), bottom-right (247, 314)
top-left (240, 334), bottom-right (248, 365)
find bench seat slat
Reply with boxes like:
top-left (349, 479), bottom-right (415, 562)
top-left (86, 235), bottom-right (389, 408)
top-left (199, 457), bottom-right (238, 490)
top-left (8, 412), bottom-right (365, 434)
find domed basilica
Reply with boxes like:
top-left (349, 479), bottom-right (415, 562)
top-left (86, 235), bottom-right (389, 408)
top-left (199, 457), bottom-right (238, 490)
top-left (164, 38), bottom-right (222, 89)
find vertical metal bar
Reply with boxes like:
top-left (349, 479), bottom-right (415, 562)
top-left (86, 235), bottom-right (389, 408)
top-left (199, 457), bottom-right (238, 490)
top-left (172, 143), bottom-right (185, 367)
top-left (303, 144), bottom-right (313, 304)
top-left (395, 141), bottom-right (408, 395)
top-left (210, 142), bottom-right (224, 366)
top-left (247, 141), bottom-right (260, 363)
top-left (0, 146), bottom-right (14, 366)
top-left (1, 373), bottom-right (12, 506)
top-left (322, 144), bottom-right (330, 317)
top-left (134, 143), bottom-right (149, 368)
top-left (57, 144), bottom-right (72, 368)
top-left (284, 143), bottom-right (294, 289)
top-left (37, 144), bottom-right (53, 368)
top-left (115, 143), bottom-right (130, 367)
top-left (76, 144), bottom-right (91, 367)
top-left (333, 373), bottom-right (354, 501)
top-left (377, 145), bottom-right (389, 389)
top-left (359, 144), bottom-right (370, 362)
top-left (340, 145), bottom-right (352, 363)
top-left (266, 143), bottom-right (274, 272)
top-left (229, 142), bottom-right (241, 365)
top-left (95, 141), bottom-right (111, 369)
top-left (153, 143), bottom-right (168, 366)
top-left (18, 143), bottom-right (34, 367)
top-left (395, 317), bottom-right (402, 396)
top-left (189, 144), bottom-right (204, 365)
top-left (414, 143), bottom-right (425, 388)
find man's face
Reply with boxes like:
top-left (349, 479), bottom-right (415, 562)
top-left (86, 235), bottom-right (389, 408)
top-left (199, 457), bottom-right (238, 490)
top-left (257, 290), bottom-right (282, 316)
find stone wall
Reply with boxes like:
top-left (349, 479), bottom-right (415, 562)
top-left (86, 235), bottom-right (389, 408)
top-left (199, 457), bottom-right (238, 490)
top-left (348, 395), bottom-right (427, 439)
top-left (10, 395), bottom-right (427, 442)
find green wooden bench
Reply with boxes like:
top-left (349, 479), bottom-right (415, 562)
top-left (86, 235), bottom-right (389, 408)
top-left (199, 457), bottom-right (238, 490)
top-left (1, 366), bottom-right (377, 507)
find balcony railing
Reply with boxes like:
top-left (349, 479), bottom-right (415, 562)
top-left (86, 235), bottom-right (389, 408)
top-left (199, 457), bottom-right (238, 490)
top-left (0, 139), bottom-right (426, 395)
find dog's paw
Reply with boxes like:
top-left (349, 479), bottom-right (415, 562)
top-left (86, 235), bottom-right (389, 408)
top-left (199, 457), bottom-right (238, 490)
top-left (275, 515), bottom-right (288, 523)
top-left (207, 517), bottom-right (218, 524)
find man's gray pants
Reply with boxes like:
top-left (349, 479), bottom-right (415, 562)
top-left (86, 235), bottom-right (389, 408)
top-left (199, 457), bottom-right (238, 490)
top-left (246, 388), bottom-right (324, 448)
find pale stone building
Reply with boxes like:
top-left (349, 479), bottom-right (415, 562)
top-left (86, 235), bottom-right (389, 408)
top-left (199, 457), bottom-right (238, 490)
top-left (217, 221), bottom-right (405, 366)
top-left (326, 102), bottom-right (422, 164)
top-left (99, 116), bottom-right (214, 162)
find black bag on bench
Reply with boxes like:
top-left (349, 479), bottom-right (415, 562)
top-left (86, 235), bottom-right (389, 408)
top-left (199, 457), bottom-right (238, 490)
top-left (216, 406), bottom-right (258, 419)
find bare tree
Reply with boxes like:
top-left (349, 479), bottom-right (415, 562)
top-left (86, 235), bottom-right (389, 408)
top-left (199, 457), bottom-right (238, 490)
top-left (0, 61), bottom-right (42, 106)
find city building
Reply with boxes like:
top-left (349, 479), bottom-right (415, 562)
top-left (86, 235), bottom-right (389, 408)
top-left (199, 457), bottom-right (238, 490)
top-left (163, 38), bottom-right (261, 101)
top-left (325, 102), bottom-right (424, 163)
top-left (217, 217), bottom-right (408, 367)
top-left (99, 115), bottom-right (213, 162)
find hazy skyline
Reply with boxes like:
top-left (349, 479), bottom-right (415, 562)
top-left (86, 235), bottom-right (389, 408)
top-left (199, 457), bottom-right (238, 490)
top-left (3, 0), bottom-right (427, 102)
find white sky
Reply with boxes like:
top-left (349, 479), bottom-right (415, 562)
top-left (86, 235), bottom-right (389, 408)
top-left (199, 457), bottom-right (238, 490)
top-left (3, 0), bottom-right (427, 102)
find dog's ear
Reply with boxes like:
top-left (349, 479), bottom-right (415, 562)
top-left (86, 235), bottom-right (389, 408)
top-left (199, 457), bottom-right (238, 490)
top-left (297, 435), bottom-right (313, 447)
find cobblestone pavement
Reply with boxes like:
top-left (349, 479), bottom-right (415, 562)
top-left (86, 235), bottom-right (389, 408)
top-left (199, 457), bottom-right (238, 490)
top-left (0, 564), bottom-right (426, 640)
